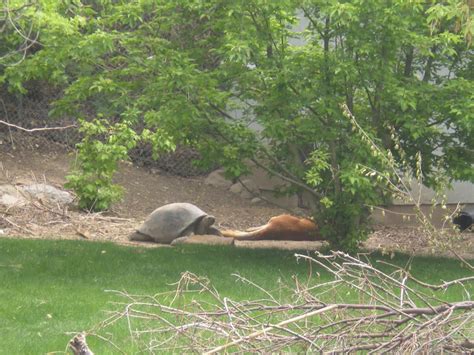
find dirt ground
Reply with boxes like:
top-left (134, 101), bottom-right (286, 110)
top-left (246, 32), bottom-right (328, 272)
top-left (0, 143), bottom-right (473, 259)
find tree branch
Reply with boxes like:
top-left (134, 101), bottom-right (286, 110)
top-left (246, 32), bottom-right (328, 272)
top-left (0, 119), bottom-right (76, 132)
top-left (204, 305), bottom-right (338, 354)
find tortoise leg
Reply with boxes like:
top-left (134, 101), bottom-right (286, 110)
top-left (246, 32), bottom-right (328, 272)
top-left (129, 231), bottom-right (154, 242)
top-left (171, 236), bottom-right (190, 245)
top-left (208, 226), bottom-right (222, 236)
top-left (196, 215), bottom-right (216, 235)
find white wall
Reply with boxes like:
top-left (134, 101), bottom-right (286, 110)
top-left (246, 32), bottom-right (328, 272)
top-left (394, 181), bottom-right (474, 205)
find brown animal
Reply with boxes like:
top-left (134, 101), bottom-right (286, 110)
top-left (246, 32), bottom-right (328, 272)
top-left (221, 214), bottom-right (322, 241)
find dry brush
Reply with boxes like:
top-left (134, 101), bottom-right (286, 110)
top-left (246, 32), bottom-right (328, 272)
top-left (75, 251), bottom-right (473, 353)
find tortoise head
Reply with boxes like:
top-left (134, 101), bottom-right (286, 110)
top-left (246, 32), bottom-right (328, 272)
top-left (195, 215), bottom-right (216, 235)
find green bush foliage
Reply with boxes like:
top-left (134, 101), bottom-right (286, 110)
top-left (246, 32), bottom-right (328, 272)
top-left (65, 118), bottom-right (139, 211)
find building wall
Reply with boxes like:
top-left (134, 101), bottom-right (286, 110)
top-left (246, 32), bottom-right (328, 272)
top-left (393, 181), bottom-right (474, 205)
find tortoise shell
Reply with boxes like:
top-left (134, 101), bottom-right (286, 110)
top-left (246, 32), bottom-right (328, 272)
top-left (131, 203), bottom-right (214, 244)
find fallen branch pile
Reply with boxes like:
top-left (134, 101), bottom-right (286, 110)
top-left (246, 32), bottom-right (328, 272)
top-left (84, 251), bottom-right (473, 353)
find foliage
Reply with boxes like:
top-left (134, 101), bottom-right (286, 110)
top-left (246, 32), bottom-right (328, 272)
top-left (65, 118), bottom-right (139, 211)
top-left (1, 0), bottom-right (473, 249)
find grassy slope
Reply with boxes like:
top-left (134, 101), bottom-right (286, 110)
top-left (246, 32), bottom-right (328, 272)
top-left (0, 238), bottom-right (472, 354)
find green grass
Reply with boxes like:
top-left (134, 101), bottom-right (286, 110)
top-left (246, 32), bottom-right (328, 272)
top-left (0, 238), bottom-right (472, 354)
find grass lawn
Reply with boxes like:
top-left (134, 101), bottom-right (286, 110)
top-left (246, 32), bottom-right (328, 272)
top-left (0, 238), bottom-right (472, 354)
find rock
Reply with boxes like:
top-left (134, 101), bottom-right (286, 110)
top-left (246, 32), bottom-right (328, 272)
top-left (0, 184), bottom-right (21, 196)
top-left (230, 182), bottom-right (243, 194)
top-left (171, 234), bottom-right (235, 246)
top-left (204, 169), bottom-right (233, 189)
top-left (230, 179), bottom-right (259, 199)
top-left (241, 179), bottom-right (258, 192)
top-left (0, 184), bottom-right (28, 207)
top-left (21, 183), bottom-right (73, 205)
top-left (251, 197), bottom-right (262, 205)
top-left (240, 189), bottom-right (254, 199)
top-left (1, 194), bottom-right (24, 207)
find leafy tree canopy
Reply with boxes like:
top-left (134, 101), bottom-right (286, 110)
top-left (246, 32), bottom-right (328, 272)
top-left (1, 0), bottom-right (473, 251)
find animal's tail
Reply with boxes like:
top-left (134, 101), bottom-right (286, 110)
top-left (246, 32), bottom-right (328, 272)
top-left (220, 224), bottom-right (268, 240)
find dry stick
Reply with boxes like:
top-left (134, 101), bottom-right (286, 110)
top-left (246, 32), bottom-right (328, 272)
top-left (407, 274), bottom-right (474, 291)
top-left (298, 254), bottom-right (419, 321)
top-left (0, 119), bottom-right (76, 132)
top-left (87, 333), bottom-right (126, 355)
top-left (448, 248), bottom-right (474, 271)
top-left (272, 324), bottom-right (321, 351)
top-left (90, 215), bottom-right (132, 222)
top-left (365, 204), bottom-right (418, 216)
top-left (204, 304), bottom-right (338, 354)
top-left (334, 252), bottom-right (437, 310)
top-left (435, 315), bottom-right (474, 351)
top-left (0, 215), bottom-right (35, 235)
top-left (223, 297), bottom-right (242, 339)
top-left (415, 312), bottom-right (459, 352)
top-left (232, 273), bottom-right (280, 304)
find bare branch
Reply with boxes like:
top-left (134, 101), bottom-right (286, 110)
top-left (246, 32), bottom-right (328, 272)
top-left (205, 305), bottom-right (338, 354)
top-left (0, 119), bottom-right (76, 132)
top-left (82, 253), bottom-right (473, 353)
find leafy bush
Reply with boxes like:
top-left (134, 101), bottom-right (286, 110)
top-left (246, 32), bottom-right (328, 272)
top-left (65, 119), bottom-right (139, 211)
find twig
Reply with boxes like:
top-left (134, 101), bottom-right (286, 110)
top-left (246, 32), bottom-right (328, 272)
top-left (448, 248), bottom-right (474, 271)
top-left (204, 305), bottom-right (338, 354)
top-left (87, 333), bottom-right (125, 354)
top-left (0, 119), bottom-right (76, 132)
top-left (0, 215), bottom-right (35, 235)
top-left (85, 253), bottom-right (474, 353)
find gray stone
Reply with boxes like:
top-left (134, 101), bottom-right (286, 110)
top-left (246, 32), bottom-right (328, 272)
top-left (241, 179), bottom-right (258, 192)
top-left (251, 197), bottom-right (263, 204)
top-left (230, 179), bottom-right (259, 199)
top-left (240, 189), bottom-right (254, 199)
top-left (230, 182), bottom-right (243, 194)
top-left (21, 183), bottom-right (74, 205)
top-left (204, 169), bottom-right (233, 189)
top-left (0, 184), bottom-right (28, 207)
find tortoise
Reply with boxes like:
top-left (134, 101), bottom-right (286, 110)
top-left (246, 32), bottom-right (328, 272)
top-left (129, 202), bottom-right (221, 244)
